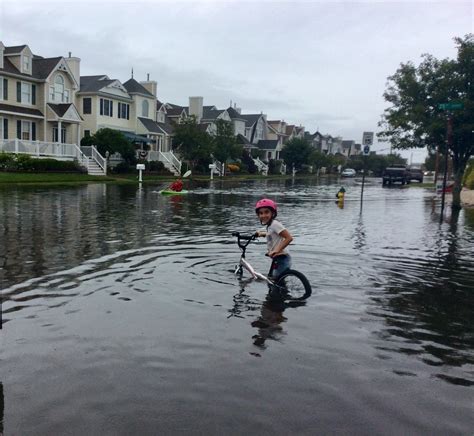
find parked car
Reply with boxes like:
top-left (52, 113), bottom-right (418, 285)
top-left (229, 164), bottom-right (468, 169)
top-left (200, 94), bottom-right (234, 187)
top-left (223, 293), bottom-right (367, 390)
top-left (341, 168), bottom-right (356, 177)
top-left (407, 167), bottom-right (424, 183)
top-left (382, 165), bottom-right (409, 185)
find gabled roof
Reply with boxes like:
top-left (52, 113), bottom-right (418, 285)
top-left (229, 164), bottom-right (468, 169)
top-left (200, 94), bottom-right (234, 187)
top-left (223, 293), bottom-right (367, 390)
top-left (32, 57), bottom-right (62, 80)
top-left (123, 78), bottom-right (154, 97)
top-left (341, 140), bottom-right (355, 149)
top-left (79, 75), bottom-right (115, 92)
top-left (202, 108), bottom-right (225, 120)
top-left (240, 114), bottom-right (262, 127)
top-left (48, 103), bottom-right (73, 117)
top-left (257, 139), bottom-right (279, 150)
top-left (4, 45), bottom-right (27, 55)
top-left (167, 107), bottom-right (187, 116)
top-left (156, 121), bottom-right (174, 135)
top-left (0, 55), bottom-right (61, 81)
top-left (226, 106), bottom-right (246, 120)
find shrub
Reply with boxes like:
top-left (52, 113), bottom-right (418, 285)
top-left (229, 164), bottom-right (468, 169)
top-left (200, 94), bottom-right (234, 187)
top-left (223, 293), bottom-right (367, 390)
top-left (0, 153), bottom-right (82, 172)
top-left (147, 160), bottom-right (165, 172)
top-left (112, 161), bottom-right (133, 173)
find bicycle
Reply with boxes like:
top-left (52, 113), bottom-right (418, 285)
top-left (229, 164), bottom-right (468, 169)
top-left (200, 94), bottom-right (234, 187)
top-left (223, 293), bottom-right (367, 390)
top-left (232, 232), bottom-right (312, 301)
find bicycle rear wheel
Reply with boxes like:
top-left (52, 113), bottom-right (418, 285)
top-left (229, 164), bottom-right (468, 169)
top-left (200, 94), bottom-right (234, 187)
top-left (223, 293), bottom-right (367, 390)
top-left (275, 270), bottom-right (312, 301)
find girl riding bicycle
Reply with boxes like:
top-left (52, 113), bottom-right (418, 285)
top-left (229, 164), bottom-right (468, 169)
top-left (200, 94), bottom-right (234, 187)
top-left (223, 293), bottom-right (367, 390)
top-left (254, 198), bottom-right (293, 279)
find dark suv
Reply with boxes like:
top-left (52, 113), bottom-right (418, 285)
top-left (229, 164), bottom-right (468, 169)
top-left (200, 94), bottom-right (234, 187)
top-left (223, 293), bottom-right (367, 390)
top-left (382, 165), bottom-right (409, 185)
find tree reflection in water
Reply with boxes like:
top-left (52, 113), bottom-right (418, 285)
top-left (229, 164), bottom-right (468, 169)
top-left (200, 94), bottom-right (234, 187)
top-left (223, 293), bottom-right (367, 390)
top-left (368, 208), bottom-right (474, 386)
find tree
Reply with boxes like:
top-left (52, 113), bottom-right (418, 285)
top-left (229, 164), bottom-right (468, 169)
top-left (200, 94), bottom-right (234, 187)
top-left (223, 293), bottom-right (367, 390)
top-left (379, 34), bottom-right (474, 209)
top-left (172, 116), bottom-right (212, 169)
top-left (280, 138), bottom-right (313, 171)
top-left (86, 128), bottom-right (136, 164)
top-left (212, 119), bottom-right (242, 163)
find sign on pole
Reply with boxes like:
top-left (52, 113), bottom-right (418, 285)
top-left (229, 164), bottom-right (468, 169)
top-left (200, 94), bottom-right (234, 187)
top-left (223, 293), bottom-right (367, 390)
top-left (438, 102), bottom-right (463, 111)
top-left (362, 132), bottom-right (373, 155)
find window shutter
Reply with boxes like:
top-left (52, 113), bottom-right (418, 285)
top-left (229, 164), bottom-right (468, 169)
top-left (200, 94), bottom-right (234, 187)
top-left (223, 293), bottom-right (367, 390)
top-left (3, 79), bottom-right (7, 100)
top-left (32, 122), bottom-right (36, 141)
top-left (16, 82), bottom-right (21, 102)
top-left (3, 119), bottom-right (8, 139)
top-left (118, 102), bottom-right (121, 119)
top-left (127, 104), bottom-right (129, 120)
top-left (110, 101), bottom-right (113, 117)
top-left (100, 98), bottom-right (103, 115)
top-left (32, 84), bottom-right (36, 105)
top-left (17, 120), bottom-right (21, 139)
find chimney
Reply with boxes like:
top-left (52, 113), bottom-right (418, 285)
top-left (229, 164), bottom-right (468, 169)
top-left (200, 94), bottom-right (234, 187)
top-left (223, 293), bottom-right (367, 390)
top-left (65, 53), bottom-right (81, 89)
top-left (140, 74), bottom-right (158, 97)
top-left (189, 96), bottom-right (203, 123)
top-left (0, 41), bottom-right (4, 69)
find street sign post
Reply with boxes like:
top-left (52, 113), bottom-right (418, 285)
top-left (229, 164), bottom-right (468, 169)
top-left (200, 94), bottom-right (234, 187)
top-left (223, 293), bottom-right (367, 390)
top-left (360, 132), bottom-right (374, 212)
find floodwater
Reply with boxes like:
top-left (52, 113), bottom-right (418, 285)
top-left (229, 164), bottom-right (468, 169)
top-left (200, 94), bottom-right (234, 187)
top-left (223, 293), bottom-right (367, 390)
top-left (0, 178), bottom-right (473, 435)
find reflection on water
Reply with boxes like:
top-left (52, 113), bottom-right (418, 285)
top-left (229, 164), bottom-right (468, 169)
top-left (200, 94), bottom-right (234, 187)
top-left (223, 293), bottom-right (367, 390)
top-left (0, 180), bottom-right (473, 434)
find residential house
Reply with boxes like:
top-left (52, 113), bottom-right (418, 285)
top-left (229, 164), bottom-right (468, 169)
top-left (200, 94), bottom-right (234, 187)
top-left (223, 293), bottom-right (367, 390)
top-left (0, 42), bottom-right (82, 147)
top-left (76, 74), bottom-right (158, 148)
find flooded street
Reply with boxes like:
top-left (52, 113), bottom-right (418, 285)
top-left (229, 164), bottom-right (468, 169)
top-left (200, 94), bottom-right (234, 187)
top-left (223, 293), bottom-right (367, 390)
top-left (1, 178), bottom-right (473, 435)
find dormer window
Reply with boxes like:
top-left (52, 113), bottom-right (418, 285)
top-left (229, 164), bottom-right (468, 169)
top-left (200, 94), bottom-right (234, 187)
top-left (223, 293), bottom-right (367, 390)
top-left (49, 74), bottom-right (70, 103)
top-left (23, 55), bottom-right (30, 73)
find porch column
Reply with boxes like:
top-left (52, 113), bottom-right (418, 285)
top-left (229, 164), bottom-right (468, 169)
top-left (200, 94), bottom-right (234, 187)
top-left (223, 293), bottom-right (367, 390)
top-left (58, 121), bottom-right (62, 143)
top-left (77, 123), bottom-right (81, 147)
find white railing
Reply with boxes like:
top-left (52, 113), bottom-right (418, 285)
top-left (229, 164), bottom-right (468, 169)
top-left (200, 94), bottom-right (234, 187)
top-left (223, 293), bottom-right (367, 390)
top-left (253, 157), bottom-right (269, 176)
top-left (1, 138), bottom-right (79, 158)
top-left (213, 159), bottom-right (225, 176)
top-left (159, 151), bottom-right (181, 175)
top-left (0, 138), bottom-right (112, 176)
top-left (81, 145), bottom-right (107, 175)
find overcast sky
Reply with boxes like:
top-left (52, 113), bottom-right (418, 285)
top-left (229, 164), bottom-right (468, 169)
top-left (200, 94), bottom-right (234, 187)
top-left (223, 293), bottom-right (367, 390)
top-left (1, 0), bottom-right (472, 162)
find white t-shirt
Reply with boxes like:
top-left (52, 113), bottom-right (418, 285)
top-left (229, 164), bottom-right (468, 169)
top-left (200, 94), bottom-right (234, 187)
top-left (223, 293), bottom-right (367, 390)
top-left (266, 219), bottom-right (289, 254)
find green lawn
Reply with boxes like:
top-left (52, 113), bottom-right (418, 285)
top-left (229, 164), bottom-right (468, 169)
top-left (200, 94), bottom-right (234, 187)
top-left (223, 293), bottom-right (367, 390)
top-left (0, 172), bottom-right (117, 184)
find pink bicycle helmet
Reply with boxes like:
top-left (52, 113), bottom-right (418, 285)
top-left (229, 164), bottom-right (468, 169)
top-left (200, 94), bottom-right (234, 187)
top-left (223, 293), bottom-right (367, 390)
top-left (255, 198), bottom-right (277, 217)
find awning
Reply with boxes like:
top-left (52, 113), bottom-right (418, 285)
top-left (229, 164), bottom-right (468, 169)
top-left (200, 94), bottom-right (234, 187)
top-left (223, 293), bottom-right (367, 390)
top-left (120, 131), bottom-right (153, 145)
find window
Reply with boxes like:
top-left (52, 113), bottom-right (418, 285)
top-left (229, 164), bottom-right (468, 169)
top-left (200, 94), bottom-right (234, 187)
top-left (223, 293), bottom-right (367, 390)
top-left (21, 121), bottom-right (31, 140)
top-left (84, 130), bottom-right (91, 137)
top-left (118, 102), bottom-right (130, 120)
top-left (49, 74), bottom-right (69, 103)
top-left (23, 55), bottom-right (30, 73)
top-left (100, 98), bottom-right (113, 117)
top-left (21, 82), bottom-right (32, 104)
top-left (142, 100), bottom-right (149, 117)
top-left (53, 126), bottom-right (66, 143)
top-left (83, 98), bottom-right (92, 114)
top-left (157, 111), bottom-right (165, 123)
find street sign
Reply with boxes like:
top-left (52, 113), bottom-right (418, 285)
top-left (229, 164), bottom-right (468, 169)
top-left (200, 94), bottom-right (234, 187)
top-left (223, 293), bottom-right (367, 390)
top-left (362, 132), bottom-right (373, 155)
top-left (362, 131), bottom-right (374, 146)
top-left (438, 102), bottom-right (463, 110)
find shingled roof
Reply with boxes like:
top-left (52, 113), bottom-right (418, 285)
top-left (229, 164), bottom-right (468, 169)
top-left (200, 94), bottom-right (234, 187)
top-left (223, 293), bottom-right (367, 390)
top-left (79, 75), bottom-right (115, 92)
top-left (122, 78), bottom-right (154, 97)
top-left (32, 57), bottom-right (62, 80)
top-left (240, 114), bottom-right (262, 127)
top-left (0, 102), bottom-right (43, 117)
top-left (4, 45), bottom-right (27, 54)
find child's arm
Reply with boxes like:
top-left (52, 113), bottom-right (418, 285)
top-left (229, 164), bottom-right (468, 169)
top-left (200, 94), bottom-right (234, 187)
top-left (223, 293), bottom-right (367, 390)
top-left (255, 230), bottom-right (267, 237)
top-left (268, 229), bottom-right (293, 257)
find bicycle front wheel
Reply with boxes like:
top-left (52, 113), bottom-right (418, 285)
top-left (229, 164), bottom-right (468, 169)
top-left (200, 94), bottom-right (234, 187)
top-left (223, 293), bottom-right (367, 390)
top-left (275, 270), bottom-right (312, 301)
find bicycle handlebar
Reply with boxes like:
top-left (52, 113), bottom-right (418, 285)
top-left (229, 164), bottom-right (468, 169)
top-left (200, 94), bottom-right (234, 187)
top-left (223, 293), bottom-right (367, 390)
top-left (232, 232), bottom-right (256, 241)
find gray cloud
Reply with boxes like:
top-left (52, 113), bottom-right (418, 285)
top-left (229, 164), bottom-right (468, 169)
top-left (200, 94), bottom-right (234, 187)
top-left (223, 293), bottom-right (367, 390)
top-left (1, 0), bottom-right (471, 162)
